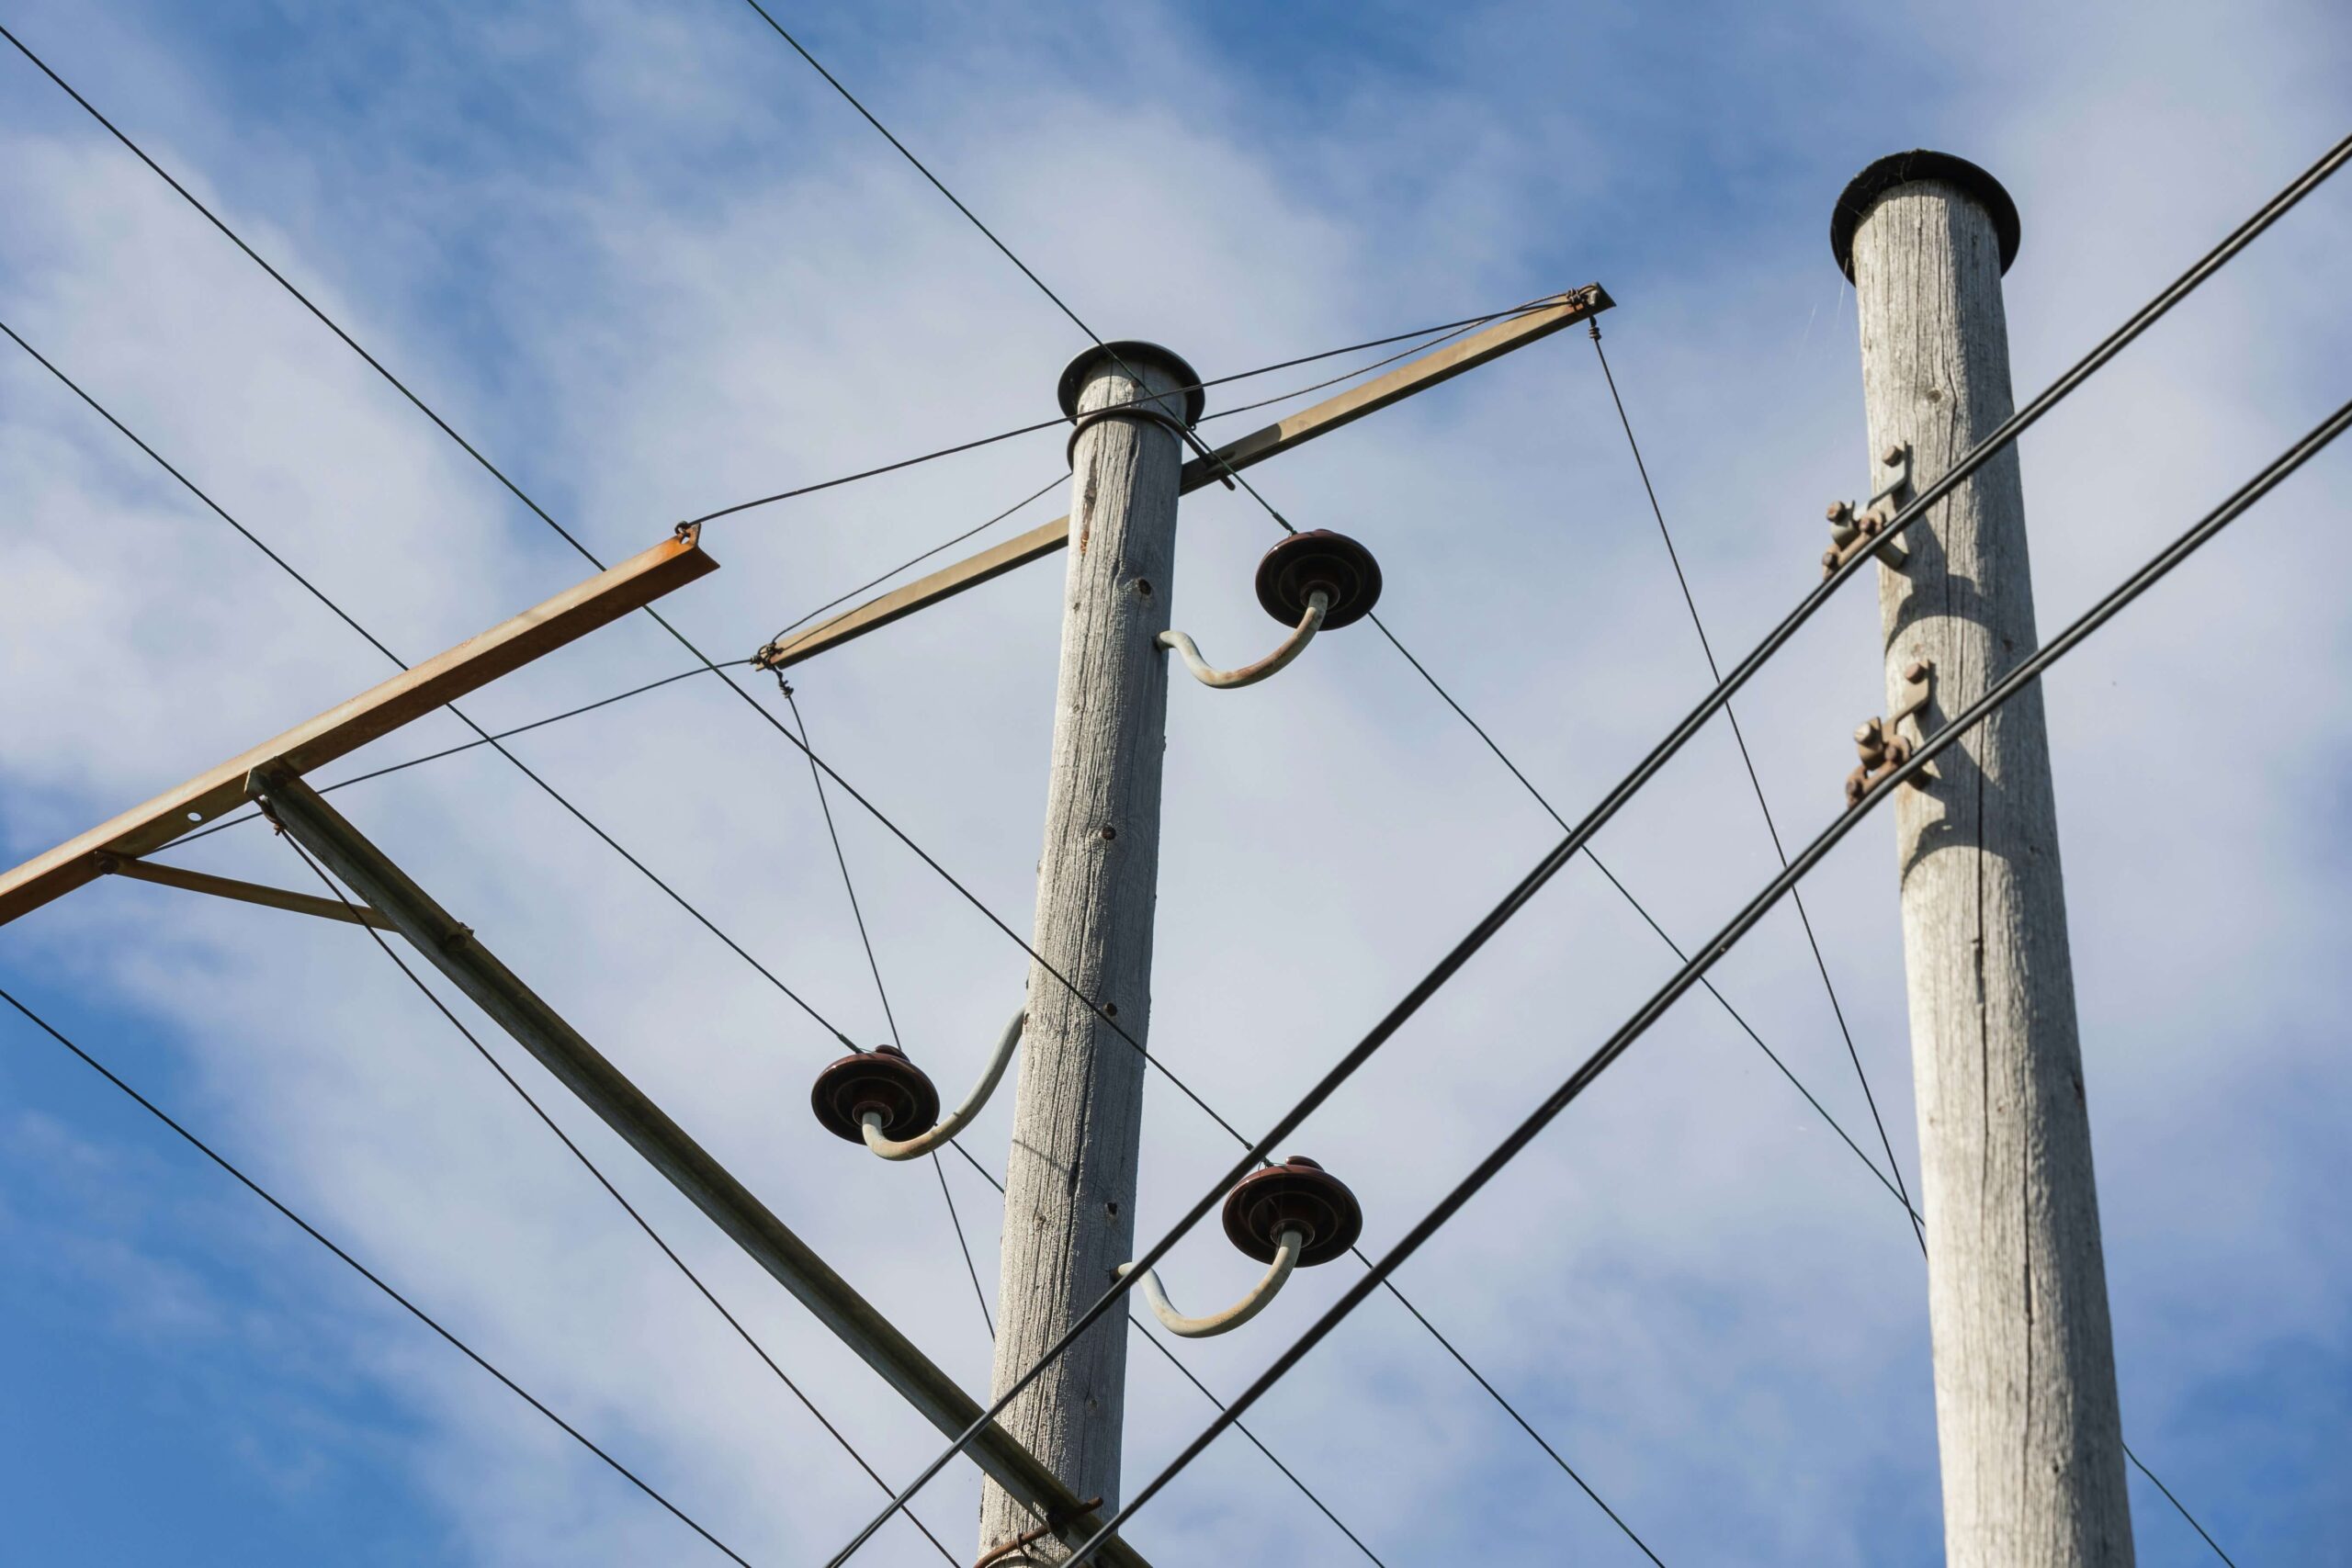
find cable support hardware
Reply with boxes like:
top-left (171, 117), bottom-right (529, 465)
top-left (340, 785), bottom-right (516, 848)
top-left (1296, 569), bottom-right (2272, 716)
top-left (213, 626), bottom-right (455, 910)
top-left (1821, 444), bottom-right (1915, 577)
top-left (1159, 530), bottom-right (1385, 691)
top-left (1057, 388), bottom-right (2352, 1568)
top-left (819, 130), bottom-right (2352, 1561)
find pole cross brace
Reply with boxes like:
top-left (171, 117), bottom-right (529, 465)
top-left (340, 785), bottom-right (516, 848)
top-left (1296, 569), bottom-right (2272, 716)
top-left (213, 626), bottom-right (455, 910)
top-left (1846, 659), bottom-right (1938, 807)
top-left (1821, 444), bottom-right (1914, 579)
top-left (243, 765), bottom-right (1154, 1568)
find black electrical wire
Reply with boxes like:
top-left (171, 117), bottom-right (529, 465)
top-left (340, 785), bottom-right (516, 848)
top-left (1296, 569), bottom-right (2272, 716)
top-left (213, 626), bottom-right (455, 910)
top-left (8, 22), bottom-right (1608, 1557)
top-left (1061, 392), bottom-right (2352, 1567)
top-left (163, 660), bottom-right (752, 852)
top-left (1586, 321), bottom-right (1924, 1252)
top-left (820, 132), bottom-right (2352, 1561)
top-left (263, 828), bottom-right (965, 1564)
top-left (0, 985), bottom-right (759, 1568)
top-left (684, 302), bottom-right (1555, 529)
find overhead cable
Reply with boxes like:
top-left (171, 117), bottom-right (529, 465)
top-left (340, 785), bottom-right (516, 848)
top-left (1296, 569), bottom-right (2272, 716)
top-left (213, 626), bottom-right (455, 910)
top-left (819, 131), bottom-right (2352, 1560)
top-left (1058, 394), bottom-right (2352, 1562)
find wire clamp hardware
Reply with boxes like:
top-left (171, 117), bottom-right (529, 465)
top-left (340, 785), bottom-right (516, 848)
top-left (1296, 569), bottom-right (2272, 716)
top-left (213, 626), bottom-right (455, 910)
top-left (1821, 445), bottom-right (1914, 579)
top-left (1159, 531), bottom-right (1383, 691)
top-left (1845, 659), bottom-right (1937, 807)
top-left (1117, 1156), bottom-right (1363, 1337)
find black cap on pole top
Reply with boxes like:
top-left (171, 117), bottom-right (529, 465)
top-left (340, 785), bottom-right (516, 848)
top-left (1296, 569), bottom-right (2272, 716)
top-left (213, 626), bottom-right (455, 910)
top-left (1056, 340), bottom-right (1206, 426)
top-left (1830, 150), bottom-right (2021, 283)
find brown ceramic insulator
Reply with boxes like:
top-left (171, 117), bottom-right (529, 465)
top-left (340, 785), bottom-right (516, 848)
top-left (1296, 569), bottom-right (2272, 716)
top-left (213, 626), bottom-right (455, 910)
top-left (1220, 1155), bottom-right (1364, 1268)
top-left (809, 1045), bottom-right (941, 1144)
top-left (1253, 530), bottom-right (1384, 630)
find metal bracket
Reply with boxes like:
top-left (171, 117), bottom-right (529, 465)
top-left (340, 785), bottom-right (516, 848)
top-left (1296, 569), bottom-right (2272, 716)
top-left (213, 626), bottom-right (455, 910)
top-left (1845, 659), bottom-right (1938, 807)
top-left (1821, 444), bottom-right (1913, 579)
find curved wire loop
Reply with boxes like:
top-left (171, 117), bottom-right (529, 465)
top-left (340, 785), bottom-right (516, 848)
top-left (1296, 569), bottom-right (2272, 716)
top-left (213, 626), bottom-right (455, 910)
top-left (859, 1008), bottom-right (1026, 1160)
top-left (1117, 1225), bottom-right (1305, 1338)
top-left (1157, 591), bottom-right (1329, 690)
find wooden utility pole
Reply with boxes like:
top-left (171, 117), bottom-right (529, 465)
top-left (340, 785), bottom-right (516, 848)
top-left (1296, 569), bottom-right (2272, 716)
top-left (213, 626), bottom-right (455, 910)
top-left (978, 342), bottom-right (1199, 1562)
top-left (1836, 151), bottom-right (2135, 1566)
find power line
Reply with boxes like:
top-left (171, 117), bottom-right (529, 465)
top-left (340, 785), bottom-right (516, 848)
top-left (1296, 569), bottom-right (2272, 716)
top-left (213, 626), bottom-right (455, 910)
top-left (684, 301), bottom-right (1555, 529)
top-left (728, 18), bottom-right (1677, 1554)
top-left (263, 825), bottom-right (965, 1564)
top-left (0, 984), bottom-right (759, 1568)
top-left (164, 660), bottom-right (752, 852)
top-left (2, 173), bottom-right (1389, 1568)
top-left (1062, 392), bottom-right (2352, 1567)
top-left (820, 133), bottom-right (2352, 1556)
top-left (0, 41), bottom-right (1397, 1543)
top-left (1585, 321), bottom-right (1923, 1251)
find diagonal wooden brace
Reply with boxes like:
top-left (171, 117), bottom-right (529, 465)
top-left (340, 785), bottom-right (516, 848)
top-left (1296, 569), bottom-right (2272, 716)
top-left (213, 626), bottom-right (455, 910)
top-left (247, 766), bottom-right (1151, 1568)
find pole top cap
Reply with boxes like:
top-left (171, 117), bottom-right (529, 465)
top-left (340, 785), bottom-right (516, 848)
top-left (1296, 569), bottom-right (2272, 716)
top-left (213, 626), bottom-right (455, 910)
top-left (1057, 340), bottom-right (1205, 426)
top-left (1830, 150), bottom-right (2021, 283)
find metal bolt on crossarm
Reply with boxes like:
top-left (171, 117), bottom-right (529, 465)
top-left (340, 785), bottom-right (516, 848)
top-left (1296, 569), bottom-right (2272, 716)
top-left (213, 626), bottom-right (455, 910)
top-left (1158, 530), bottom-right (1385, 689)
top-left (1119, 1157), bottom-right (1365, 1338)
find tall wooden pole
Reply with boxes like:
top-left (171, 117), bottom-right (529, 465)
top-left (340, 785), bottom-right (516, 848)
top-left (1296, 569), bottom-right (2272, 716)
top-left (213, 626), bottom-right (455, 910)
top-left (1836, 152), bottom-right (2135, 1566)
top-left (978, 341), bottom-right (1200, 1563)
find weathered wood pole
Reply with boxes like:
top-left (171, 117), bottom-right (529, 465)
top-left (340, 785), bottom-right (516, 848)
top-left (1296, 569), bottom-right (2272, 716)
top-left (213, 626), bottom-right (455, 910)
top-left (1835, 151), bottom-right (2134, 1566)
top-left (978, 342), bottom-right (1200, 1563)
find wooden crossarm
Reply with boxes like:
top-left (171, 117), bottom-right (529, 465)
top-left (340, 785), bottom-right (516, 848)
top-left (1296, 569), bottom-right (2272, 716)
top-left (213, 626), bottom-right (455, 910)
top-left (0, 527), bottom-right (717, 927)
top-left (756, 284), bottom-right (1612, 673)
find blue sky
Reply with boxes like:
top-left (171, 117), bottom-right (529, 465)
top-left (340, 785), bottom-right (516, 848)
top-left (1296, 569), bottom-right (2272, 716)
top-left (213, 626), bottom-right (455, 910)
top-left (2, 1), bottom-right (2347, 1563)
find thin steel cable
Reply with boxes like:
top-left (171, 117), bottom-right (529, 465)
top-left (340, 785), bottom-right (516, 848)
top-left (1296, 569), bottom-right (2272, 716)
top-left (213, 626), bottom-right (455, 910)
top-left (825, 135), bottom-right (2352, 1557)
top-left (1586, 321), bottom-right (1924, 1251)
top-left (13, 27), bottom-right (1580, 1557)
top-left (164, 660), bottom-right (751, 852)
top-left (0, 319), bottom-right (864, 1057)
top-left (263, 826), bottom-right (963, 1564)
top-left (1062, 393), bottom-right (2352, 1568)
top-left (685, 302), bottom-right (1551, 528)
top-left (778, 682), bottom-right (1005, 1359)
top-left (932, 1152), bottom-right (996, 1339)
top-left (780, 685), bottom-right (904, 1053)
top-left (760, 473), bottom-right (1065, 660)
top-left (14, 231), bottom-right (1365, 1563)
top-left (720, 20), bottom-right (1667, 1547)
top-left (0, 985), bottom-right (758, 1568)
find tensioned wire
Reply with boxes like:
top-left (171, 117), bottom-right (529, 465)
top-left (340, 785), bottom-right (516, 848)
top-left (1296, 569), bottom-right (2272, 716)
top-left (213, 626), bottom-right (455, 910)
top-left (0, 17), bottom-right (1410, 1533)
top-left (0, 320), bottom-right (1387, 1559)
top-left (0, 986), bottom-right (761, 1567)
top-left (817, 130), bottom-right (2352, 1561)
top-left (1061, 397), bottom-right (2352, 1563)
top-left (1585, 318), bottom-right (1924, 1250)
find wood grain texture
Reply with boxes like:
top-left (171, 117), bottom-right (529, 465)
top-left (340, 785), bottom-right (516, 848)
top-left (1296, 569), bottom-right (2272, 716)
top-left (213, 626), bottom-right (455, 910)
top-left (1855, 180), bottom-right (2135, 1567)
top-left (978, 353), bottom-right (1189, 1563)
